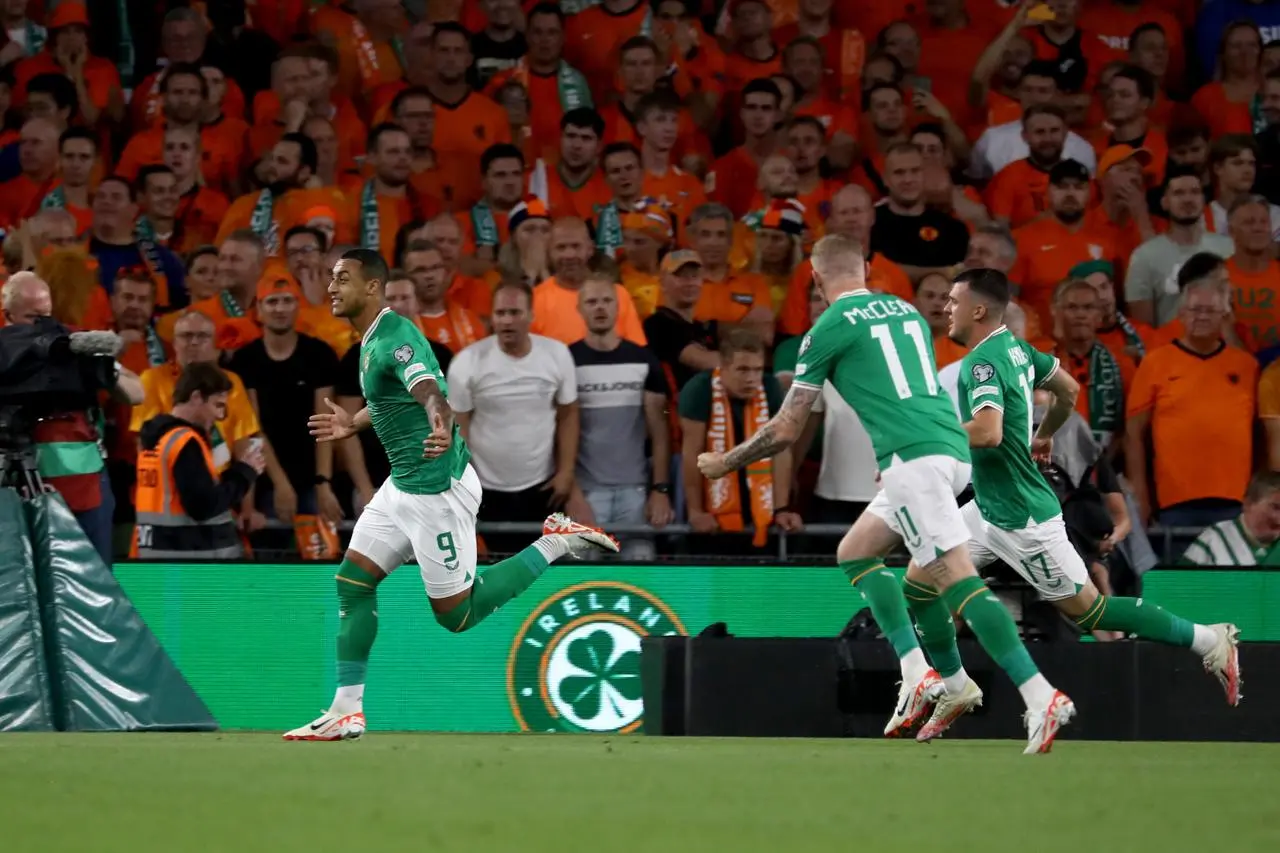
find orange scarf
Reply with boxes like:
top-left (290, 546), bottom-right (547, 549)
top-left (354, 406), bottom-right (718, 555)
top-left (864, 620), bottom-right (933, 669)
top-left (705, 369), bottom-right (773, 548)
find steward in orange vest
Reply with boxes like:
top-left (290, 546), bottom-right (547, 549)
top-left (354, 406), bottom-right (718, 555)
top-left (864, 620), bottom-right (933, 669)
top-left (134, 364), bottom-right (261, 559)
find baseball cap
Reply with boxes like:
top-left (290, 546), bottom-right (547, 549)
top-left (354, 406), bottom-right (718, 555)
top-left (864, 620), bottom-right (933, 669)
top-left (1097, 145), bottom-right (1152, 178)
top-left (256, 266), bottom-right (303, 303)
top-left (1048, 158), bottom-right (1090, 185)
top-left (49, 1), bottom-right (90, 29)
top-left (1068, 259), bottom-right (1115, 280)
top-left (507, 196), bottom-right (551, 235)
top-left (661, 249), bottom-right (702, 274)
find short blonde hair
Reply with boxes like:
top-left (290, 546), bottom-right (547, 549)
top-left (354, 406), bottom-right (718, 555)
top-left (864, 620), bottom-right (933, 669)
top-left (810, 233), bottom-right (865, 282)
top-left (1, 271), bottom-right (49, 312)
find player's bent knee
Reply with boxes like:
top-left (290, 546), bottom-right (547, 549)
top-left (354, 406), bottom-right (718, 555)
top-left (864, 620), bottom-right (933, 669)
top-left (432, 594), bottom-right (474, 633)
top-left (1058, 582), bottom-right (1100, 620)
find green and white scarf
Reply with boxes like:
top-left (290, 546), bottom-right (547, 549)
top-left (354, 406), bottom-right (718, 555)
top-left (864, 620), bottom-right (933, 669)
top-left (470, 200), bottom-right (502, 248)
top-left (220, 289), bottom-right (245, 318)
top-left (116, 0), bottom-right (136, 88)
top-left (40, 185), bottom-right (65, 210)
top-left (249, 188), bottom-right (278, 253)
top-left (1113, 312), bottom-right (1145, 359)
top-left (595, 201), bottom-right (622, 257)
top-left (1253, 93), bottom-right (1269, 137)
top-left (144, 325), bottom-right (167, 366)
top-left (359, 180), bottom-right (381, 251)
top-left (555, 61), bottom-right (592, 112)
top-left (24, 19), bottom-right (45, 56)
top-left (1087, 343), bottom-right (1123, 443)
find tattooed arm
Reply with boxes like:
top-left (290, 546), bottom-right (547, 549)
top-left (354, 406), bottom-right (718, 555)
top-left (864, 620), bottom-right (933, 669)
top-left (718, 384), bottom-right (821, 473)
top-left (410, 377), bottom-right (455, 436)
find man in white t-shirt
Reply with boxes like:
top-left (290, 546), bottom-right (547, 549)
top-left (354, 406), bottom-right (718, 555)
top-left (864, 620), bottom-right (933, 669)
top-left (448, 281), bottom-right (579, 551)
top-left (1205, 135), bottom-right (1280, 240)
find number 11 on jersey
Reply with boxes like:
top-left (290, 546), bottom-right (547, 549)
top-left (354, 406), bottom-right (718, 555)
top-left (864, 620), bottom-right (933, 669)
top-left (868, 320), bottom-right (939, 400)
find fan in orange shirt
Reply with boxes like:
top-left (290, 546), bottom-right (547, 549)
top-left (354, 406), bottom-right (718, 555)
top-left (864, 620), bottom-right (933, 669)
top-left (721, 0), bottom-right (785, 108)
top-left (848, 83), bottom-right (911, 200)
top-left (911, 122), bottom-right (991, 232)
top-left (1090, 65), bottom-right (1168, 188)
top-left (131, 8), bottom-right (246, 129)
top-left (1085, 145), bottom-right (1157, 278)
top-left (914, 0), bottom-right (998, 124)
top-left (913, 271), bottom-right (968, 369)
top-left (634, 91), bottom-right (708, 236)
top-left (455, 143), bottom-right (527, 262)
top-left (340, 124), bottom-right (424, 265)
top-left (1070, 259), bottom-right (1157, 365)
top-left (783, 37), bottom-right (858, 171)
top-left (380, 87), bottom-right (451, 218)
top-left (37, 127), bottom-right (96, 236)
top-left (531, 218), bottom-right (647, 346)
top-left (217, 133), bottom-right (327, 257)
top-left (0, 117), bottom-right (59, 230)
top-left (424, 214), bottom-right (496, 319)
top-left (1226, 195), bottom-right (1280, 351)
top-left (12, 2), bottom-right (122, 127)
top-left (1049, 277), bottom-right (1136, 446)
top-left (159, 126), bottom-right (231, 253)
top-left (707, 79), bottom-right (785, 219)
top-left (400, 239), bottom-right (488, 353)
top-left (687, 203), bottom-right (774, 338)
top-left (618, 202), bottom-right (674, 318)
top-left (531, 108), bottom-right (611, 221)
top-left (116, 64), bottom-right (243, 199)
top-left (310, 0), bottom-right (405, 109)
top-left (774, 0), bottom-right (866, 103)
top-left (985, 103), bottom-right (1074, 229)
top-left (1079, 1), bottom-right (1185, 90)
top-left (563, 0), bottom-right (652, 105)
top-left (1011, 159), bottom-right (1122, 332)
top-left (785, 116), bottom-right (840, 223)
top-left (737, 156), bottom-right (825, 264)
top-left (778, 184), bottom-right (911, 335)
top-left (1191, 21), bottom-right (1263, 140)
top-left (486, 5), bottom-right (594, 170)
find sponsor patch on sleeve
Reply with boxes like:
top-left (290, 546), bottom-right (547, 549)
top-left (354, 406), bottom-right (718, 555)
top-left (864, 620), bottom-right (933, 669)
top-left (403, 363), bottom-right (427, 381)
top-left (970, 384), bottom-right (999, 399)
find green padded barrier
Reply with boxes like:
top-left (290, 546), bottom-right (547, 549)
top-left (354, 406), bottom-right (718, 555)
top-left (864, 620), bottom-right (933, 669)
top-left (24, 493), bottom-right (217, 732)
top-left (0, 489), bottom-right (55, 731)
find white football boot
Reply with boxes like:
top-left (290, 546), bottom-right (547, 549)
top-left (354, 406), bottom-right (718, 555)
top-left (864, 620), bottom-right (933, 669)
top-left (543, 512), bottom-right (620, 557)
top-left (1202, 623), bottom-right (1242, 706)
top-left (1022, 690), bottom-right (1075, 754)
top-left (282, 709), bottom-right (367, 742)
top-left (916, 678), bottom-right (984, 742)
top-left (884, 669), bottom-right (944, 737)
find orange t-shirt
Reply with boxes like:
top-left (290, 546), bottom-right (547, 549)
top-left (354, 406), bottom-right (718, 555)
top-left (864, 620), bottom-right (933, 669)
top-left (0, 173), bottom-right (56, 229)
top-left (116, 123), bottom-right (244, 196)
top-left (1126, 341), bottom-right (1257, 508)
top-left (249, 93), bottom-right (367, 174)
top-left (985, 159), bottom-right (1056, 229)
top-left (485, 66), bottom-right (573, 167)
top-left (793, 97), bottom-right (859, 141)
top-left (707, 146), bottom-right (765, 219)
top-left (778, 254), bottom-right (911, 335)
top-left (429, 91), bottom-right (513, 216)
top-left (543, 166), bottom-right (610, 221)
top-left (171, 186), bottom-right (231, 254)
top-left (933, 334), bottom-right (968, 370)
top-left (39, 185), bottom-right (93, 235)
top-left (915, 22), bottom-right (992, 122)
top-left (1078, 3), bottom-right (1186, 88)
top-left (720, 50), bottom-right (785, 107)
top-left (310, 4), bottom-right (404, 107)
top-left (563, 3), bottom-right (650, 103)
top-left (13, 53), bottom-right (119, 115)
top-left (620, 263), bottom-right (662, 319)
top-left (215, 186), bottom-right (350, 254)
top-left (1089, 128), bottom-right (1168, 188)
top-left (1097, 318), bottom-right (1158, 366)
top-left (1226, 258), bottom-right (1280, 351)
top-left (340, 180), bottom-right (415, 263)
top-left (131, 71), bottom-right (247, 128)
top-left (530, 277), bottom-right (646, 346)
top-left (1190, 83), bottom-right (1255, 140)
top-left (454, 205), bottom-right (514, 257)
top-left (1082, 203), bottom-right (1147, 280)
top-left (642, 166), bottom-right (707, 236)
top-left (599, 102), bottom-right (711, 166)
top-left (694, 272), bottom-right (774, 325)
top-left (772, 25), bottom-right (865, 102)
top-left (447, 273), bottom-right (495, 319)
top-left (1257, 359), bottom-right (1280, 419)
top-left (419, 306), bottom-right (488, 353)
top-left (1011, 216), bottom-right (1121, 332)
top-left (1053, 342), bottom-right (1138, 426)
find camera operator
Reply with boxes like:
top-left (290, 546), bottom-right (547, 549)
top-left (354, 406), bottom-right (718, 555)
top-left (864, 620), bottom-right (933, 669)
top-left (1, 272), bottom-right (144, 567)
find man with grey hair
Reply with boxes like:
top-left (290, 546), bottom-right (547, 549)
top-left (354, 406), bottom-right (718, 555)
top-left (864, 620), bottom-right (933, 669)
top-left (1226, 193), bottom-right (1280, 349)
top-left (963, 223), bottom-right (1018, 274)
top-left (686, 201), bottom-right (774, 335)
top-left (1126, 274), bottom-right (1258, 530)
top-left (1182, 472), bottom-right (1280, 566)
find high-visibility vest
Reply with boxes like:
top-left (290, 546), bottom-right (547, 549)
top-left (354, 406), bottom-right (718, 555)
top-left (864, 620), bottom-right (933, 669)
top-left (134, 426), bottom-right (243, 560)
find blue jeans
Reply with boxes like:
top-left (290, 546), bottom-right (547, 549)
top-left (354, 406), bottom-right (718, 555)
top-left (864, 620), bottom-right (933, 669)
top-left (584, 485), bottom-right (653, 560)
top-left (73, 469), bottom-right (116, 570)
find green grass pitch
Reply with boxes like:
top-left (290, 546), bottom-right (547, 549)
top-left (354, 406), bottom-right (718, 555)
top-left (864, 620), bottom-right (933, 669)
top-left (2, 734), bottom-right (1276, 853)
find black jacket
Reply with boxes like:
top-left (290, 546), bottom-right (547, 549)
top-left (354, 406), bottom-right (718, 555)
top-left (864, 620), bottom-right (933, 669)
top-left (138, 414), bottom-right (257, 522)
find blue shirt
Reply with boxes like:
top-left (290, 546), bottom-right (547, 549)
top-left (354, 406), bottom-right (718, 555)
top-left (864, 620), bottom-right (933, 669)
top-left (1197, 1), bottom-right (1280, 78)
top-left (89, 238), bottom-right (189, 308)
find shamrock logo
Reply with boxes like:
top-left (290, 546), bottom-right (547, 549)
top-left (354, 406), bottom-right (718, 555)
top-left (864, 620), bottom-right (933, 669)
top-left (556, 628), bottom-right (641, 724)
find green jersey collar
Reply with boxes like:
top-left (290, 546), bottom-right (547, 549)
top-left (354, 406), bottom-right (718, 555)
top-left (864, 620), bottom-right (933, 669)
top-left (834, 288), bottom-right (872, 300)
top-left (362, 307), bottom-right (393, 347)
top-left (972, 324), bottom-right (1009, 349)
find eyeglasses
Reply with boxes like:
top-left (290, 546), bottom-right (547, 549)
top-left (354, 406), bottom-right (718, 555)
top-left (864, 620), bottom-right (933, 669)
top-left (175, 332), bottom-right (214, 343)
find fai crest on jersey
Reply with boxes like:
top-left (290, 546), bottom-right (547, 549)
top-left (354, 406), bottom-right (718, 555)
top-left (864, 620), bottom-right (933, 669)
top-left (393, 344), bottom-right (414, 364)
top-left (972, 363), bottom-right (995, 383)
top-left (799, 334), bottom-right (812, 356)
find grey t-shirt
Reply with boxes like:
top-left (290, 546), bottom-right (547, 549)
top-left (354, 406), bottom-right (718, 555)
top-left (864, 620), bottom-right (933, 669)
top-left (569, 340), bottom-right (667, 491)
top-left (1124, 232), bottom-right (1235, 326)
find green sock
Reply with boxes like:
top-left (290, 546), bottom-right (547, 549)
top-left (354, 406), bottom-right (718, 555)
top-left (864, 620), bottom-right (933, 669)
top-left (435, 545), bottom-right (549, 633)
top-left (943, 575), bottom-right (1040, 686)
top-left (841, 559), bottom-right (920, 659)
top-left (904, 578), bottom-right (962, 678)
top-left (1075, 595), bottom-right (1195, 647)
top-left (336, 559), bottom-right (380, 687)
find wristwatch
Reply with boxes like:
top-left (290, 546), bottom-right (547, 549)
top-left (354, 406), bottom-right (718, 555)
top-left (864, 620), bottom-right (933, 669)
top-left (649, 483), bottom-right (672, 496)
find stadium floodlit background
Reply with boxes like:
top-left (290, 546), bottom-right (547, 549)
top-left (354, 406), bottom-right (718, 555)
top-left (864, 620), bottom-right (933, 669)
top-left (2, 0), bottom-right (1280, 850)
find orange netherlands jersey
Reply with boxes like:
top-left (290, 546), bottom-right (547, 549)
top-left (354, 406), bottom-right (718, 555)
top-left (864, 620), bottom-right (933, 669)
top-left (563, 3), bottom-right (650, 104)
top-left (933, 334), bottom-right (968, 370)
top-left (116, 124), bottom-right (244, 196)
top-left (1258, 360), bottom-right (1280, 419)
top-left (793, 97), bottom-right (858, 141)
top-left (454, 207), bottom-right (513, 257)
top-left (985, 159), bottom-right (1056, 229)
top-left (1078, 2), bottom-right (1185, 89)
top-left (1190, 83), bottom-right (1255, 140)
top-left (642, 166), bottom-right (707, 235)
top-left (707, 146), bottom-right (766, 220)
top-left (430, 91), bottom-right (513, 215)
top-left (620, 263), bottom-right (662, 319)
top-left (485, 66), bottom-right (573, 167)
top-left (772, 25), bottom-right (865, 102)
top-left (915, 22), bottom-right (992, 122)
top-left (1054, 342), bottom-right (1138, 425)
top-left (419, 305), bottom-right (487, 353)
top-left (599, 103), bottom-right (712, 166)
top-left (310, 4), bottom-right (404, 106)
top-left (131, 71), bottom-right (247, 128)
top-left (530, 277), bottom-right (646, 346)
top-left (13, 53), bottom-right (119, 114)
top-left (721, 50), bottom-right (785, 106)
top-left (1082, 203), bottom-right (1146, 280)
top-left (1097, 319), bottom-right (1157, 367)
top-left (1011, 216), bottom-right (1121, 332)
top-left (215, 186), bottom-right (349, 254)
top-left (447, 273), bottom-right (495, 319)
top-left (778, 254), bottom-right (911, 335)
top-left (1089, 129), bottom-right (1168, 188)
top-left (249, 93), bottom-right (367, 173)
top-left (544, 167), bottom-right (611, 221)
top-left (339, 180), bottom-right (415, 263)
top-left (1226, 258), bottom-right (1280, 351)
top-left (172, 186), bottom-right (231, 254)
top-left (0, 173), bottom-right (56, 229)
top-left (1126, 342), bottom-right (1257, 508)
top-left (40, 185), bottom-right (94, 235)
top-left (694, 272), bottom-right (774, 325)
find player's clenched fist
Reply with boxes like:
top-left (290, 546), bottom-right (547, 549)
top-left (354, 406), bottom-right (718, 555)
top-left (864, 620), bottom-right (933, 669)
top-left (422, 413), bottom-right (452, 459)
top-left (697, 452), bottom-right (730, 480)
top-left (310, 398), bottom-right (355, 442)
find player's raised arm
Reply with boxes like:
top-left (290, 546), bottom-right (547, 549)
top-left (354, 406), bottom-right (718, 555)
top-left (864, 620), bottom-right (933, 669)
top-left (698, 383), bottom-right (820, 479)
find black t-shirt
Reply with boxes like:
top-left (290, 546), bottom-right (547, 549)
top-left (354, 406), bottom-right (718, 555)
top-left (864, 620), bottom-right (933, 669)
top-left (471, 31), bottom-right (528, 89)
top-left (870, 205), bottom-right (969, 268)
top-left (1036, 28), bottom-right (1088, 94)
top-left (643, 307), bottom-right (719, 393)
top-left (335, 338), bottom-right (454, 489)
top-left (229, 333), bottom-right (340, 491)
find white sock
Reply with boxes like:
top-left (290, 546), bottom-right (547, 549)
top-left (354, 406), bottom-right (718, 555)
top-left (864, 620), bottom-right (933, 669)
top-left (942, 668), bottom-right (970, 695)
top-left (1190, 624), bottom-right (1217, 657)
top-left (331, 684), bottom-right (364, 715)
top-left (900, 648), bottom-right (930, 685)
top-left (532, 534), bottom-right (571, 564)
top-left (1016, 673), bottom-right (1056, 710)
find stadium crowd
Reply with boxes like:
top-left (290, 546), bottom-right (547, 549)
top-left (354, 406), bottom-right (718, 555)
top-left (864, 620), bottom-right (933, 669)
top-left (1, 0), bottom-right (1279, 569)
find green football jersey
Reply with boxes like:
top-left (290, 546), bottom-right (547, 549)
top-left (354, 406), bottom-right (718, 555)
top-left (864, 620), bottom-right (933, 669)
top-left (956, 325), bottom-right (1062, 530)
top-left (359, 308), bottom-right (470, 495)
top-left (794, 289), bottom-right (969, 468)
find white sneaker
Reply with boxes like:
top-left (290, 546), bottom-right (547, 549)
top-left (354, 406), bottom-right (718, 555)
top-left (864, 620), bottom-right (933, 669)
top-left (282, 709), bottom-right (367, 741)
top-left (1022, 690), bottom-right (1075, 755)
top-left (543, 512), bottom-right (620, 558)
top-left (917, 678), bottom-right (984, 742)
top-left (884, 669), bottom-right (943, 737)
top-left (1203, 623), bottom-right (1242, 706)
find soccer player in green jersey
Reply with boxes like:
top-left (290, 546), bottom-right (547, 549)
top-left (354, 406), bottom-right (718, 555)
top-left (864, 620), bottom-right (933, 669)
top-left (909, 269), bottom-right (1241, 744)
top-left (698, 234), bottom-right (1073, 753)
top-left (284, 249), bottom-right (619, 741)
